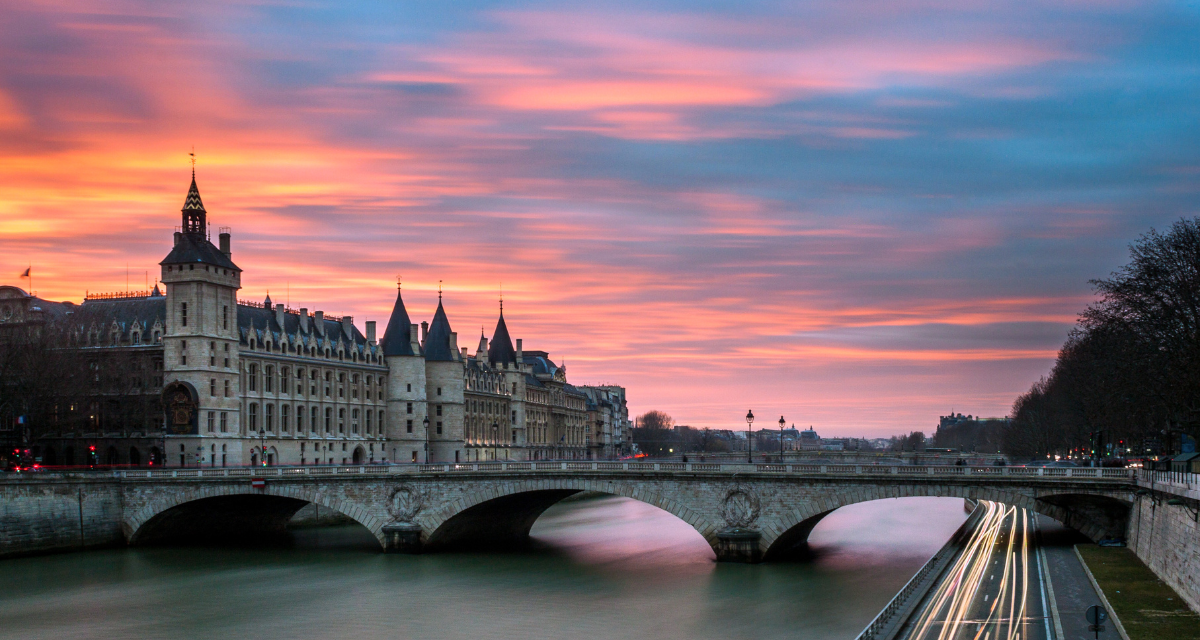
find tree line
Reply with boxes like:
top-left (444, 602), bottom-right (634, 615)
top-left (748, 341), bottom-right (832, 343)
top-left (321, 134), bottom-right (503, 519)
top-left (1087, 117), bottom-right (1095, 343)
top-left (1005, 218), bottom-right (1200, 459)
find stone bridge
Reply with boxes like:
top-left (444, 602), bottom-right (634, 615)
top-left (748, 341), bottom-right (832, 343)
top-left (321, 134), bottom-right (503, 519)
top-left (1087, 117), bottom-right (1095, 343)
top-left (103, 461), bottom-right (1137, 562)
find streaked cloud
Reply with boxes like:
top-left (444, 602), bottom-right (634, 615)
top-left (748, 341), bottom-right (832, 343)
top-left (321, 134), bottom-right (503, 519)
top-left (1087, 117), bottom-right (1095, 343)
top-left (1, 0), bottom-right (1197, 434)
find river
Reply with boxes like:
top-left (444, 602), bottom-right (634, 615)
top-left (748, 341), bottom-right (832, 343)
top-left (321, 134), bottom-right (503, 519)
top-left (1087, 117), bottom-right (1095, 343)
top-left (0, 495), bottom-right (966, 640)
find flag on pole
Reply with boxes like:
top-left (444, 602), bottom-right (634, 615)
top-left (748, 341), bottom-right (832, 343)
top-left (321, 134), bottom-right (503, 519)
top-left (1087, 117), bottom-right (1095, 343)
top-left (20, 268), bottom-right (30, 278)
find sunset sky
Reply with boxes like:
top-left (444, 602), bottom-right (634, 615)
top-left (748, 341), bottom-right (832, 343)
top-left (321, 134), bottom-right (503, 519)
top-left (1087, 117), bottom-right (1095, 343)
top-left (1, 0), bottom-right (1198, 436)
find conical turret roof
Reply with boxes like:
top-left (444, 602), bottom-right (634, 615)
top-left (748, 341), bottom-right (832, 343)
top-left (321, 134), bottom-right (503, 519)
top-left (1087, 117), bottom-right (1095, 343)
top-left (488, 305), bottom-right (517, 365)
top-left (381, 288), bottom-right (416, 356)
top-left (423, 298), bottom-right (455, 361)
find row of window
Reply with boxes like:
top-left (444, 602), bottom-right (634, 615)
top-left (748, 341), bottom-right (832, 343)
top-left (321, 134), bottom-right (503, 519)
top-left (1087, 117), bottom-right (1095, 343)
top-left (244, 403), bottom-right (386, 437)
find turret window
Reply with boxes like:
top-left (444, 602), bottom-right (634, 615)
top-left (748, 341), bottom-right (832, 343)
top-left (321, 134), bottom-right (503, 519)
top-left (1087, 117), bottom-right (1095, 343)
top-left (180, 302), bottom-right (187, 327)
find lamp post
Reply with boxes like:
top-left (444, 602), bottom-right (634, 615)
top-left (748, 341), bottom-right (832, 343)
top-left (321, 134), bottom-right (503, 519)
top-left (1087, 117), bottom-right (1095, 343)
top-left (779, 416), bottom-right (786, 462)
top-left (492, 422), bottom-right (499, 461)
top-left (746, 410), bottom-right (754, 463)
top-left (423, 415), bottom-right (430, 464)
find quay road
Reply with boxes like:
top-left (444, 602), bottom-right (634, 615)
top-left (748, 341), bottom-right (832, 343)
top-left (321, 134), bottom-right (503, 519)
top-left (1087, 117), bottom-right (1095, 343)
top-left (901, 501), bottom-right (1053, 640)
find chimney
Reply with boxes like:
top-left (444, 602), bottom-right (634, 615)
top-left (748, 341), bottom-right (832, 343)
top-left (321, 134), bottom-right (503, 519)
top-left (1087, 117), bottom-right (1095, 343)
top-left (219, 232), bottom-right (231, 257)
top-left (299, 308), bottom-right (310, 333)
top-left (366, 321), bottom-right (376, 344)
top-left (461, 346), bottom-right (469, 360)
top-left (173, 231), bottom-right (182, 246)
top-left (314, 311), bottom-right (325, 335)
top-left (341, 315), bottom-right (354, 340)
top-left (449, 332), bottom-right (459, 360)
top-left (410, 323), bottom-right (420, 353)
top-left (275, 304), bottom-right (285, 329)
top-left (421, 321), bottom-right (428, 346)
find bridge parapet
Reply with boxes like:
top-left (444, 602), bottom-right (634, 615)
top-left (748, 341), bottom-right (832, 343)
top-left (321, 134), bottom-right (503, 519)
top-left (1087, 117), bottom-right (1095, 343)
top-left (5, 462), bottom-right (1139, 482)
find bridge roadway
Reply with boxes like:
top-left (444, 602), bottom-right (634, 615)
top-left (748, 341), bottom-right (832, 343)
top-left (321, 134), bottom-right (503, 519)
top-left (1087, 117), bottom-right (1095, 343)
top-left (2, 461), bottom-right (1135, 563)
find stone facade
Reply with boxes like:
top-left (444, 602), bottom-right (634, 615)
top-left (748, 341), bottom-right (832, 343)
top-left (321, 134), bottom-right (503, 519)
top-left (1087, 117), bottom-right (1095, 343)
top-left (1, 175), bottom-right (630, 467)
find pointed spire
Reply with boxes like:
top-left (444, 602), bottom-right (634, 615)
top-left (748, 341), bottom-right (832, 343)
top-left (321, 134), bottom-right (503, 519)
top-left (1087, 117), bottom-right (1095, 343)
top-left (181, 164), bottom-right (206, 234)
top-left (488, 297), bottom-right (517, 365)
top-left (381, 287), bottom-right (415, 356)
top-left (424, 295), bottom-right (455, 361)
top-left (264, 291), bottom-right (272, 309)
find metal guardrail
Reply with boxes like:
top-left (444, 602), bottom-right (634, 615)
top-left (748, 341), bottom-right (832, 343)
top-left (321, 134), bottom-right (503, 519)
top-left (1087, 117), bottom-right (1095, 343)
top-left (855, 505), bottom-right (986, 640)
top-left (1, 463), bottom-right (1148, 481)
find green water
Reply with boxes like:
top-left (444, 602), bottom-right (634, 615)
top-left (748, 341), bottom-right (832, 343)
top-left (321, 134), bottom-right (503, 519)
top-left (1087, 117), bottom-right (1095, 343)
top-left (0, 496), bottom-right (966, 640)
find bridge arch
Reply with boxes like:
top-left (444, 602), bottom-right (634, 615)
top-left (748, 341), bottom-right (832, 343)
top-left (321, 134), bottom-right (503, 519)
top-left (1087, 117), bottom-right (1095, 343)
top-left (760, 484), bottom-right (1133, 560)
top-left (124, 483), bottom-right (387, 548)
top-left (419, 478), bottom-right (721, 552)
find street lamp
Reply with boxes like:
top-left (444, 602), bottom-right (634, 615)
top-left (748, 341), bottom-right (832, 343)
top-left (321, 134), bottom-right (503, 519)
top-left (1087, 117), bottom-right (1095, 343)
top-left (779, 416), bottom-right (786, 462)
top-left (746, 410), bottom-right (755, 463)
top-left (492, 422), bottom-right (499, 461)
top-left (423, 415), bottom-right (430, 464)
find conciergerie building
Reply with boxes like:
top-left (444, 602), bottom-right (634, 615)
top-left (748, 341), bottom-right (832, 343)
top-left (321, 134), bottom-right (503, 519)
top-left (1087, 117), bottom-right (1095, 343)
top-left (0, 175), bottom-right (631, 467)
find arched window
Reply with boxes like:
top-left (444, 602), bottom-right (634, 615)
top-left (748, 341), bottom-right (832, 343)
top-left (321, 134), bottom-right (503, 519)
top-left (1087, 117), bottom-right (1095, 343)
top-left (249, 403), bottom-right (259, 431)
top-left (248, 364), bottom-right (258, 391)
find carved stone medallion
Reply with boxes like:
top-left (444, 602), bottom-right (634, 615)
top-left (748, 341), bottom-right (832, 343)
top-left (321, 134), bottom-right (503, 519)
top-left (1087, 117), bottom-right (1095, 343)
top-left (721, 486), bottom-right (760, 528)
top-left (387, 485), bottom-right (423, 522)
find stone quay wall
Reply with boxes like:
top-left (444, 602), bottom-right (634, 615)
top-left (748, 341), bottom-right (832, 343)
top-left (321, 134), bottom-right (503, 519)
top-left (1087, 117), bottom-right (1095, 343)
top-left (0, 477), bottom-right (125, 558)
top-left (1129, 471), bottom-right (1200, 612)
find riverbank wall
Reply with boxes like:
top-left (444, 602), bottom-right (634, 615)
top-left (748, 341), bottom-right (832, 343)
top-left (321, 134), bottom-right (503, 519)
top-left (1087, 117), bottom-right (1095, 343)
top-left (0, 477), bottom-right (125, 557)
top-left (1126, 475), bottom-right (1200, 612)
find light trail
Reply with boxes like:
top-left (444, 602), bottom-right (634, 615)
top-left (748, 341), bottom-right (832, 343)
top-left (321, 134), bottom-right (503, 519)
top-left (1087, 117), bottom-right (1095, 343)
top-left (904, 501), bottom-right (1048, 640)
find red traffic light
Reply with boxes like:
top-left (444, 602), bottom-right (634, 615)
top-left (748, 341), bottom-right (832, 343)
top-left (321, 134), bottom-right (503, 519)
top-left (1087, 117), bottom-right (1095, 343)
top-left (89, 446), bottom-right (96, 451)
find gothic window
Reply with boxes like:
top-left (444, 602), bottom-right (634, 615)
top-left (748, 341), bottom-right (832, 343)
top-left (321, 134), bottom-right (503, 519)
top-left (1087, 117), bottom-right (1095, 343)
top-left (224, 380), bottom-right (230, 397)
top-left (311, 407), bottom-right (319, 433)
top-left (338, 408), bottom-right (345, 433)
top-left (265, 404), bottom-right (274, 431)
top-left (281, 405), bottom-right (289, 432)
top-left (264, 366), bottom-right (273, 392)
top-left (210, 379), bottom-right (216, 396)
top-left (249, 403), bottom-right (258, 431)
top-left (325, 408), bottom-right (332, 433)
top-left (220, 412), bottom-right (227, 432)
top-left (407, 402), bottom-right (412, 414)
top-left (297, 405), bottom-right (304, 431)
top-left (207, 412), bottom-right (214, 432)
top-left (248, 364), bottom-right (257, 391)
top-left (352, 409), bottom-right (359, 434)
top-left (181, 302), bottom-right (188, 327)
top-left (436, 405), bottom-right (442, 417)
top-left (222, 305), bottom-right (228, 330)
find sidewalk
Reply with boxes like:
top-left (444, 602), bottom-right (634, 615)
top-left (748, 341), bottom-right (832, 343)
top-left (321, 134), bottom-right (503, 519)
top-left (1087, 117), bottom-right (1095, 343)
top-left (1037, 515), bottom-right (1117, 640)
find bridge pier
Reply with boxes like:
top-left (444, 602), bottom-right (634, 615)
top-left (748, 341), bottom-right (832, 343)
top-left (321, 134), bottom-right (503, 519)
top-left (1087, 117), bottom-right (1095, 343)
top-left (382, 522), bottom-right (424, 554)
top-left (714, 528), bottom-right (762, 563)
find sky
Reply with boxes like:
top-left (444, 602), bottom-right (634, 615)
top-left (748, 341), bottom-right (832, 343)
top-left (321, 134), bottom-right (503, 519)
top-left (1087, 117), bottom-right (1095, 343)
top-left (1, 0), bottom-right (1198, 437)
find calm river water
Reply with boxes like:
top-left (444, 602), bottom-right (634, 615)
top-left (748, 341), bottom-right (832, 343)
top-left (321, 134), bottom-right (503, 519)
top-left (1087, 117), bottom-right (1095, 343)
top-left (0, 495), bottom-right (966, 640)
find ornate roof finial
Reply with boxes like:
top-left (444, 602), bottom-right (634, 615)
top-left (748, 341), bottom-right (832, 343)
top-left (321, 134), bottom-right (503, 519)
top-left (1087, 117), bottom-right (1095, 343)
top-left (499, 282), bottom-right (503, 314)
top-left (396, 274), bottom-right (402, 290)
top-left (438, 279), bottom-right (442, 301)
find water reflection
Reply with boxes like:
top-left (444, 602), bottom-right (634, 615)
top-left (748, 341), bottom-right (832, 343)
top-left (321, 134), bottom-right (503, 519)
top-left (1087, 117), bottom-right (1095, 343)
top-left (0, 495), bottom-right (965, 640)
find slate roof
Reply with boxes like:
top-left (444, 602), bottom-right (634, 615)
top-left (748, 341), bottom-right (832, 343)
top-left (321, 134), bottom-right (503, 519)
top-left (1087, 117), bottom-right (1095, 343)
top-left (160, 233), bottom-right (240, 271)
top-left (67, 297), bottom-right (167, 340)
top-left (423, 299), bottom-right (455, 361)
top-left (236, 304), bottom-right (374, 353)
top-left (381, 289), bottom-right (417, 357)
top-left (487, 308), bottom-right (517, 365)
